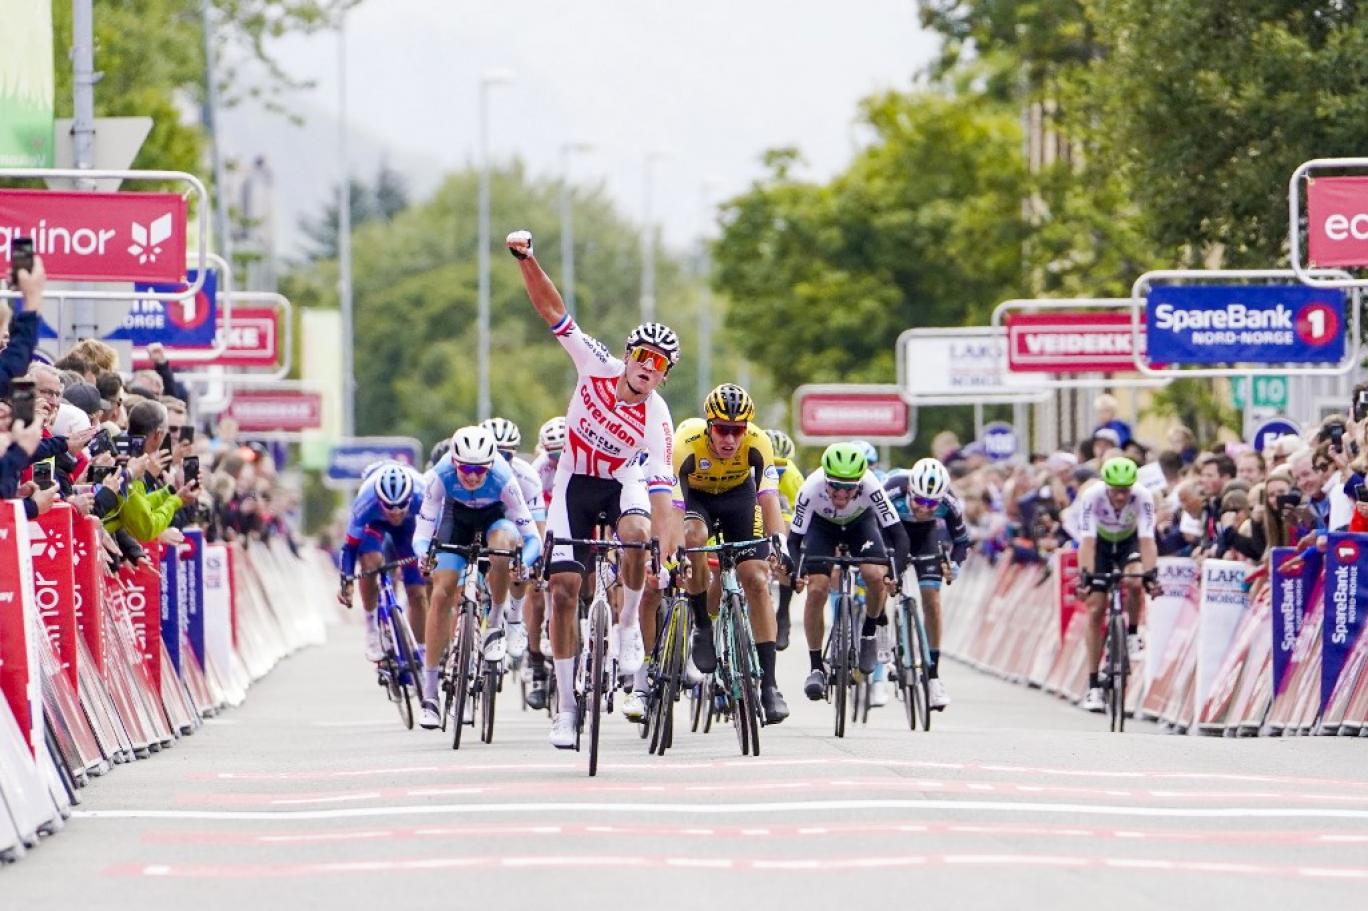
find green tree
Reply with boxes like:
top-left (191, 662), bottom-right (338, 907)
top-left (298, 162), bottom-right (411, 260)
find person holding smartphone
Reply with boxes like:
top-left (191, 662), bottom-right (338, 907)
top-left (95, 399), bottom-right (196, 541)
top-left (1, 248), bottom-right (45, 398)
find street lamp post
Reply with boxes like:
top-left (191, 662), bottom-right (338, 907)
top-left (337, 12), bottom-right (355, 438)
top-left (697, 180), bottom-right (720, 407)
top-left (559, 142), bottom-right (592, 317)
top-left (640, 151), bottom-right (667, 323)
top-left (477, 70), bottom-right (513, 423)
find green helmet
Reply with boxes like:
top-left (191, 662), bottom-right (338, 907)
top-left (1101, 456), bottom-right (1138, 488)
top-left (821, 442), bottom-right (867, 481)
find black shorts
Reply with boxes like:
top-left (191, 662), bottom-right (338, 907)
top-left (548, 474), bottom-right (646, 574)
top-left (799, 511), bottom-right (888, 578)
top-left (684, 478), bottom-right (769, 562)
top-left (902, 519), bottom-right (945, 586)
top-left (1088, 535), bottom-right (1140, 591)
top-left (437, 501), bottom-right (508, 548)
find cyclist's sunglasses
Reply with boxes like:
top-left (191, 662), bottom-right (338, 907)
top-left (456, 463), bottom-right (490, 477)
top-left (627, 346), bottom-right (671, 373)
top-left (382, 499), bottom-right (411, 512)
top-left (827, 480), bottom-right (860, 492)
top-left (912, 495), bottom-right (940, 509)
top-left (709, 421), bottom-right (747, 438)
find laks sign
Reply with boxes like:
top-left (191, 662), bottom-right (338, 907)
top-left (224, 390), bottom-right (323, 433)
top-left (1006, 312), bottom-right (1144, 373)
top-left (794, 385), bottom-right (913, 445)
top-left (1307, 176), bottom-right (1368, 268)
top-left (0, 188), bottom-right (187, 283)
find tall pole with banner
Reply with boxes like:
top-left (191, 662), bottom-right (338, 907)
top-left (68, 0), bottom-right (97, 347)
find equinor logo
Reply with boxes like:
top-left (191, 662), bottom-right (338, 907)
top-left (128, 214), bottom-right (173, 265)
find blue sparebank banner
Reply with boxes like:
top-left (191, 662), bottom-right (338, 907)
top-left (1271, 546), bottom-right (1319, 697)
top-left (1146, 284), bottom-right (1345, 365)
top-left (1322, 533), bottom-right (1368, 713)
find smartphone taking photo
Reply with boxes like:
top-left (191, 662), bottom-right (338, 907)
top-left (32, 460), bottom-right (54, 490)
top-left (9, 236), bottom-right (33, 285)
top-left (9, 378), bottom-right (36, 426)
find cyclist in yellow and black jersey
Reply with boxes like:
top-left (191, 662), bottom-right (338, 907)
top-left (766, 428), bottom-right (802, 650)
top-left (662, 384), bottom-right (789, 723)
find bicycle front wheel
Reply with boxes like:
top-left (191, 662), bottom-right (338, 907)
top-left (832, 595), bottom-right (851, 738)
top-left (731, 605), bottom-right (762, 756)
top-left (907, 601), bottom-right (931, 732)
top-left (390, 610), bottom-right (420, 731)
top-left (1108, 614), bottom-right (1128, 733)
top-left (451, 610), bottom-right (476, 750)
top-left (587, 602), bottom-right (609, 776)
top-left (480, 661), bottom-right (498, 744)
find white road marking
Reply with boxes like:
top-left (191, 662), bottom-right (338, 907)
top-left (73, 799), bottom-right (1368, 823)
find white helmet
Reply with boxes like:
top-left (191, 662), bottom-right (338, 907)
top-left (449, 425), bottom-right (497, 466)
top-left (375, 464), bottom-right (414, 508)
top-left (539, 416), bottom-right (567, 453)
top-left (908, 457), bottom-right (950, 500)
top-left (625, 322), bottom-right (680, 367)
top-left (481, 417), bottom-right (521, 452)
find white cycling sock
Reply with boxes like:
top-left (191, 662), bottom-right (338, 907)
top-left (619, 585), bottom-right (643, 629)
top-left (508, 592), bottom-right (525, 623)
top-left (489, 594), bottom-right (509, 629)
top-left (423, 667), bottom-right (439, 702)
top-left (633, 665), bottom-right (648, 692)
top-left (554, 658), bottom-right (577, 713)
top-left (364, 609), bottom-right (378, 631)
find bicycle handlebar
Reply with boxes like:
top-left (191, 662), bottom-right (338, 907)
top-left (684, 536), bottom-right (773, 554)
top-left (345, 556), bottom-right (418, 582)
top-left (540, 532), bottom-right (661, 582)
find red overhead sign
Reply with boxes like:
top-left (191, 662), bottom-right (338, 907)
top-left (1006, 312), bottom-right (1144, 374)
top-left (224, 390), bottom-right (322, 433)
top-left (0, 188), bottom-right (187, 283)
top-left (214, 308), bottom-right (279, 367)
top-left (796, 386), bottom-right (912, 444)
top-left (1307, 176), bottom-right (1368, 268)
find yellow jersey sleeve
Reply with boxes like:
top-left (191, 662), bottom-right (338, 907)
top-left (777, 461), bottom-right (805, 520)
top-left (748, 424), bottom-right (780, 495)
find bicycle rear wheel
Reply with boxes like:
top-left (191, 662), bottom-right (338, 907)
top-left (587, 602), bottom-right (608, 776)
top-left (1108, 614), bottom-right (1128, 733)
top-left (480, 661), bottom-right (498, 743)
top-left (451, 610), bottom-right (476, 750)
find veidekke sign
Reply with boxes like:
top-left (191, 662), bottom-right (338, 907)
top-left (1005, 312), bottom-right (1145, 374)
top-left (1307, 176), bottom-right (1368, 268)
top-left (224, 390), bottom-right (323, 433)
top-left (213, 308), bottom-right (278, 367)
top-left (0, 188), bottom-right (187, 283)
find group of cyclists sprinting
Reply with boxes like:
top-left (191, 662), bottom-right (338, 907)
top-left (337, 228), bottom-right (1163, 755)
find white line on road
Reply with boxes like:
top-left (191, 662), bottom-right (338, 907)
top-left (73, 799), bottom-right (1368, 823)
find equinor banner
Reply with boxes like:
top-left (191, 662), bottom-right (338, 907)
top-left (0, 1), bottom-right (54, 167)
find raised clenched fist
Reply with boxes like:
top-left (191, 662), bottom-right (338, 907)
top-left (506, 230), bottom-right (533, 261)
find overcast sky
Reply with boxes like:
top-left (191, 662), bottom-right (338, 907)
top-left (231, 1), bottom-right (939, 256)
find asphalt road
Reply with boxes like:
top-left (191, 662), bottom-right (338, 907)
top-left (7, 618), bottom-right (1368, 909)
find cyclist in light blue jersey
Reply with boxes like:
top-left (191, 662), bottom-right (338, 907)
top-left (414, 425), bottom-right (542, 729)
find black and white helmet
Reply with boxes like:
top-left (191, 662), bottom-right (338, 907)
top-left (449, 425), bottom-right (497, 466)
top-left (538, 416), bottom-right (567, 453)
top-left (481, 417), bottom-right (521, 453)
top-left (908, 457), bottom-right (950, 500)
top-left (624, 322), bottom-right (680, 367)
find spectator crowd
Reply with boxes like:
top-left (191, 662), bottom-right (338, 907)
top-left (1, 256), bottom-right (301, 573)
top-left (937, 391), bottom-right (1368, 569)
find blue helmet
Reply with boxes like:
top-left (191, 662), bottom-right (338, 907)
top-left (855, 440), bottom-right (879, 468)
top-left (375, 464), bottom-right (414, 509)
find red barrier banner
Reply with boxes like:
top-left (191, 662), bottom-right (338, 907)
top-left (0, 188), bottom-right (188, 283)
top-left (1307, 175), bottom-right (1368, 268)
top-left (28, 504), bottom-right (79, 689)
top-left (119, 544), bottom-right (164, 697)
top-left (0, 502), bottom-right (41, 757)
top-left (1057, 549), bottom-right (1083, 641)
top-left (70, 515), bottom-right (104, 675)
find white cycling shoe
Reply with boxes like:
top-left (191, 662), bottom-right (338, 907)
top-left (617, 625), bottom-right (645, 675)
top-left (928, 678), bottom-right (951, 711)
top-left (483, 627), bottom-right (508, 662)
top-left (869, 681), bottom-right (891, 707)
top-left (684, 656), bottom-right (705, 686)
top-left (364, 627), bottom-right (384, 662)
top-left (419, 700), bottom-right (441, 730)
top-left (1081, 687), bottom-right (1106, 713)
top-left (621, 690), bottom-right (646, 722)
top-left (549, 710), bottom-right (578, 749)
top-left (505, 621), bottom-right (529, 660)
top-left (1127, 633), bottom-right (1144, 659)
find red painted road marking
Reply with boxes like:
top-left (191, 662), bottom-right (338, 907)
top-left (141, 820), bottom-right (1368, 848)
top-left (102, 853), bottom-right (1368, 880)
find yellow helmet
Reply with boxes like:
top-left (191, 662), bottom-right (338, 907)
top-left (704, 383), bottom-right (755, 423)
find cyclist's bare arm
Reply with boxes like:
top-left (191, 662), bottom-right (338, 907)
top-left (650, 490), bottom-right (680, 557)
top-left (1078, 535), bottom-right (1097, 576)
top-left (1138, 535), bottom-right (1158, 572)
top-left (507, 231), bottom-right (566, 327)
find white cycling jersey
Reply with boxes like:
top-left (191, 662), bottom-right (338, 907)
top-left (1075, 482), bottom-right (1157, 543)
top-left (550, 314), bottom-right (674, 494)
top-left (531, 451), bottom-right (559, 505)
top-left (507, 454), bottom-right (546, 522)
top-left (790, 469), bottom-right (901, 533)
